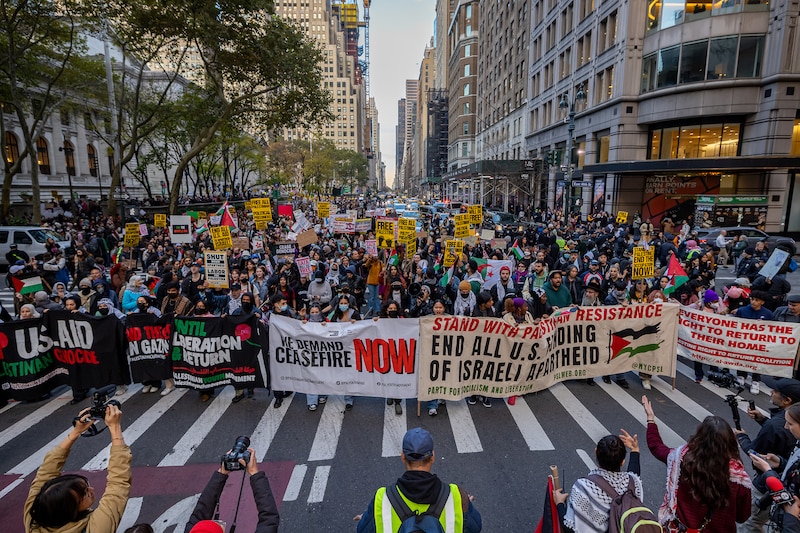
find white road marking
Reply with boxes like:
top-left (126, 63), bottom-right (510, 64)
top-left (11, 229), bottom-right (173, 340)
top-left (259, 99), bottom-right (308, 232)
top-left (382, 400), bottom-right (407, 457)
top-left (505, 397), bottom-right (555, 450)
top-left (308, 465), bottom-right (331, 503)
top-left (159, 388), bottom-right (233, 467)
top-left (548, 383), bottom-right (609, 444)
top-left (576, 449), bottom-right (597, 472)
top-left (283, 464), bottom-right (307, 502)
top-left (0, 390), bottom-right (71, 448)
top-left (446, 400), bottom-right (483, 453)
top-left (252, 392), bottom-right (295, 462)
top-left (651, 376), bottom-right (713, 422)
top-left (308, 396), bottom-right (346, 462)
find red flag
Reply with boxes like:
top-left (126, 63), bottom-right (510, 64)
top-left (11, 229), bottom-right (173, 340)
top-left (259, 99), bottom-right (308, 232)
top-left (219, 202), bottom-right (238, 229)
top-left (535, 476), bottom-right (562, 533)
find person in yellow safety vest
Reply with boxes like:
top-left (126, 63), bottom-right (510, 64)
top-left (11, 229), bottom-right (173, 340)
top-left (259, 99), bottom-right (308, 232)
top-left (354, 427), bottom-right (483, 532)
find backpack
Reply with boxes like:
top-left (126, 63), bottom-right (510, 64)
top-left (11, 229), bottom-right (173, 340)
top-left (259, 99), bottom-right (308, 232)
top-left (587, 474), bottom-right (662, 533)
top-left (385, 482), bottom-right (449, 533)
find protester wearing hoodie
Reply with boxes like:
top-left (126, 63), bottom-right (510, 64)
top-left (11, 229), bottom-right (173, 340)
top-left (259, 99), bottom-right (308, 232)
top-left (308, 270), bottom-right (333, 306)
top-left (77, 278), bottom-right (99, 315)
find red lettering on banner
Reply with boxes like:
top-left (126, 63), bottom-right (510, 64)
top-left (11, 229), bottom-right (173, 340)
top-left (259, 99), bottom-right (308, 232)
top-left (126, 327), bottom-right (142, 341)
top-left (53, 348), bottom-right (99, 365)
top-left (353, 338), bottom-right (416, 374)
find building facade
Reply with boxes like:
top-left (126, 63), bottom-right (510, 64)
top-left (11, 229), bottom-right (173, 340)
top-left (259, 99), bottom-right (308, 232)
top-left (447, 0), bottom-right (479, 171)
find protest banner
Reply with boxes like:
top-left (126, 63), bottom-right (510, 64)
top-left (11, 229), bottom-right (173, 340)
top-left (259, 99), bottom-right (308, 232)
top-left (170, 315), bottom-right (268, 390)
top-left (273, 241), bottom-right (297, 257)
top-left (124, 223), bottom-right (140, 247)
top-left (677, 306), bottom-right (800, 377)
top-left (269, 315), bottom-right (419, 398)
top-left (481, 229), bottom-right (495, 241)
top-left (232, 237), bottom-right (250, 251)
top-left (632, 246), bottom-right (655, 279)
top-left (376, 219), bottom-right (396, 249)
top-left (252, 208), bottom-right (271, 230)
top-left (39, 311), bottom-right (127, 391)
top-left (616, 211), bottom-right (628, 224)
top-left (332, 216), bottom-right (356, 234)
top-left (169, 215), bottom-right (193, 243)
top-left (0, 319), bottom-right (70, 401)
top-left (365, 239), bottom-right (378, 257)
top-left (355, 218), bottom-right (373, 233)
top-left (417, 303), bottom-right (679, 401)
top-left (468, 205), bottom-right (483, 224)
top-left (443, 239), bottom-right (464, 267)
top-left (317, 201), bottom-right (330, 219)
top-left (126, 314), bottom-right (173, 383)
top-left (210, 226), bottom-right (233, 250)
top-left (204, 251), bottom-right (230, 289)
top-left (296, 256), bottom-right (312, 277)
top-left (759, 248), bottom-right (791, 279)
top-left (296, 229), bottom-right (319, 249)
top-left (277, 204), bottom-right (294, 219)
top-left (154, 214), bottom-right (167, 228)
top-left (454, 214), bottom-right (471, 238)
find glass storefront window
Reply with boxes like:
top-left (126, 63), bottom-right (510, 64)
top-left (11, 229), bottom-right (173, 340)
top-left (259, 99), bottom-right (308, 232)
top-left (657, 46), bottom-right (680, 88)
top-left (660, 127), bottom-right (679, 159)
top-left (707, 36), bottom-right (738, 80)
top-left (650, 130), bottom-right (661, 159)
top-left (721, 125), bottom-right (740, 156)
top-left (660, 0), bottom-right (684, 30)
top-left (699, 125), bottom-right (724, 157)
top-left (642, 53), bottom-right (657, 93)
top-left (680, 40), bottom-right (708, 83)
top-left (792, 120), bottom-right (800, 157)
top-left (597, 133), bottom-right (610, 163)
top-left (646, 0), bottom-right (661, 33)
top-left (737, 36), bottom-right (764, 78)
top-left (678, 125), bottom-right (702, 158)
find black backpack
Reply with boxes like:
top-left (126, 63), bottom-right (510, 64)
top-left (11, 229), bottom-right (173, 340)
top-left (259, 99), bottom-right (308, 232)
top-left (385, 483), bottom-right (450, 533)
top-left (587, 474), bottom-right (662, 533)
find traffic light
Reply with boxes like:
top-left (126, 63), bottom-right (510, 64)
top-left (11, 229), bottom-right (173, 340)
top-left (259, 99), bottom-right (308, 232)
top-left (554, 150), bottom-right (563, 166)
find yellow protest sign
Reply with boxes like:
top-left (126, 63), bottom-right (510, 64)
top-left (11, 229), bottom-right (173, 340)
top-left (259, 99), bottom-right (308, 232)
top-left (252, 208), bottom-right (271, 230)
top-left (406, 239), bottom-right (417, 256)
top-left (197, 211), bottom-right (208, 221)
top-left (616, 211), bottom-right (628, 224)
top-left (468, 205), bottom-right (483, 224)
top-left (210, 225), bottom-right (233, 250)
top-left (454, 213), bottom-right (471, 238)
top-left (154, 214), bottom-right (167, 228)
top-left (443, 239), bottom-right (464, 267)
top-left (124, 223), bottom-right (140, 247)
top-left (244, 201), bottom-right (252, 211)
top-left (318, 201), bottom-right (330, 219)
top-left (398, 218), bottom-right (416, 244)
top-left (632, 246), bottom-right (655, 279)
top-left (376, 219), bottom-right (396, 249)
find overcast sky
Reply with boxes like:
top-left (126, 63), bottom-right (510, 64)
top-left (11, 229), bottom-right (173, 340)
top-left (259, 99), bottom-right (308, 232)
top-left (369, 0), bottom-right (436, 189)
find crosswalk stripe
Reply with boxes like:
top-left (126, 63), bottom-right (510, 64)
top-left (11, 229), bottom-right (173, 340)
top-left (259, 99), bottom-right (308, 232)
top-left (446, 400), bottom-right (482, 453)
top-left (308, 396), bottom-right (346, 462)
top-left (382, 400), bottom-right (407, 457)
top-left (283, 464), bottom-right (308, 502)
top-left (651, 376), bottom-right (713, 422)
top-left (0, 401), bottom-right (16, 415)
top-left (504, 397), bottom-right (554, 451)
top-left (119, 496), bottom-right (144, 533)
top-left (308, 465), bottom-right (331, 504)
top-left (158, 388), bottom-right (230, 467)
top-left (4, 384), bottom-right (143, 479)
top-left (83, 385), bottom-right (183, 471)
top-left (597, 381), bottom-right (684, 448)
top-left (549, 383), bottom-right (609, 444)
top-left (676, 361), bottom-right (755, 416)
top-left (576, 449), bottom-right (597, 471)
top-left (252, 393), bottom-right (294, 462)
top-left (0, 390), bottom-right (71, 448)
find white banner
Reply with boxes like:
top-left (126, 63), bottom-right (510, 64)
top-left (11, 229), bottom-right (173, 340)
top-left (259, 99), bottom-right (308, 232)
top-left (677, 306), bottom-right (800, 377)
top-left (269, 315), bottom-right (420, 397)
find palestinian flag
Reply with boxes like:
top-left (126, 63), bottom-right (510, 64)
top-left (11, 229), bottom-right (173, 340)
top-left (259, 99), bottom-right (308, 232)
top-left (146, 275), bottom-right (160, 296)
top-left (440, 264), bottom-right (455, 288)
top-left (470, 257), bottom-right (489, 280)
top-left (534, 475), bottom-right (562, 533)
top-left (215, 201), bottom-right (238, 229)
top-left (12, 274), bottom-right (43, 295)
top-left (663, 254), bottom-right (689, 296)
top-left (387, 248), bottom-right (399, 266)
top-left (510, 239), bottom-right (524, 260)
top-left (608, 325), bottom-right (662, 362)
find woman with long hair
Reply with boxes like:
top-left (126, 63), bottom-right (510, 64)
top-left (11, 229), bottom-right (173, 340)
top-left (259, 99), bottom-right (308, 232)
top-left (644, 396), bottom-right (751, 531)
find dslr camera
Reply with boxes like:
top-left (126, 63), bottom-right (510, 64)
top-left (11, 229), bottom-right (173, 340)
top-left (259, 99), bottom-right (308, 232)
top-left (221, 435), bottom-right (251, 471)
top-left (707, 370), bottom-right (737, 388)
top-left (88, 385), bottom-right (121, 419)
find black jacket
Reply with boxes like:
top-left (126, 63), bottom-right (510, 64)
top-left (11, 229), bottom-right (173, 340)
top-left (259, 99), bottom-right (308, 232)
top-left (736, 407), bottom-right (796, 459)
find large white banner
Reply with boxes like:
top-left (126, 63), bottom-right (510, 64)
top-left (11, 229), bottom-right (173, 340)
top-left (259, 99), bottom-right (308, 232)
top-left (677, 306), bottom-right (800, 377)
top-left (269, 315), bottom-right (420, 397)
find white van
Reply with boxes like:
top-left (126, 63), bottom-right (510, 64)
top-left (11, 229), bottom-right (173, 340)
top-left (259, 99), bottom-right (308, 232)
top-left (0, 226), bottom-right (72, 265)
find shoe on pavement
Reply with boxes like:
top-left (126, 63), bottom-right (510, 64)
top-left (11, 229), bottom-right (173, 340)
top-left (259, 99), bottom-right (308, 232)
top-left (585, 378), bottom-right (596, 386)
top-left (274, 397), bottom-right (283, 408)
top-left (751, 382), bottom-right (760, 394)
top-left (232, 392), bottom-right (245, 403)
top-left (466, 397), bottom-right (477, 405)
top-left (615, 379), bottom-right (630, 389)
top-left (508, 396), bottom-right (516, 406)
top-left (70, 396), bottom-right (86, 405)
top-left (737, 376), bottom-right (746, 386)
top-left (642, 378), bottom-right (652, 390)
top-left (141, 386), bottom-right (153, 394)
top-left (319, 396), bottom-right (327, 404)
top-left (602, 376), bottom-right (612, 384)
top-left (200, 393), bottom-right (211, 402)
top-left (481, 397), bottom-right (492, 408)
top-left (308, 404), bottom-right (317, 411)
top-left (116, 385), bottom-right (128, 396)
top-left (345, 403), bottom-right (353, 411)
top-left (695, 377), bottom-right (703, 384)
top-left (428, 408), bottom-right (438, 416)
top-left (387, 398), bottom-right (393, 406)
top-left (394, 402), bottom-right (403, 415)
top-left (160, 387), bottom-right (174, 396)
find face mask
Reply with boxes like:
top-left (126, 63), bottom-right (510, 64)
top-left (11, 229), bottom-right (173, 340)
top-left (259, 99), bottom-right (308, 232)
top-left (388, 310), bottom-right (399, 318)
top-left (310, 313), bottom-right (323, 321)
top-left (194, 307), bottom-right (207, 315)
top-left (242, 302), bottom-right (254, 313)
top-left (460, 292), bottom-right (470, 298)
top-left (80, 287), bottom-right (91, 295)
top-left (280, 304), bottom-right (289, 312)
top-left (338, 303), bottom-right (349, 312)
top-left (98, 308), bottom-right (110, 316)
top-left (137, 302), bottom-right (149, 312)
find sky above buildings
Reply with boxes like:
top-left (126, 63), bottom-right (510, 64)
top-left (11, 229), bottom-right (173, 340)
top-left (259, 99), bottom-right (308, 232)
top-left (370, 0), bottom-right (435, 189)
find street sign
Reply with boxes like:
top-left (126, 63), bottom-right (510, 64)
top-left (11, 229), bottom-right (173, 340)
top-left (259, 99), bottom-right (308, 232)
top-left (112, 192), bottom-right (130, 200)
top-left (572, 181), bottom-right (592, 187)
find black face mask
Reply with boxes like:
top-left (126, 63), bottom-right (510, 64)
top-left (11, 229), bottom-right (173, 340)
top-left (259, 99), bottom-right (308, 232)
top-left (194, 307), bottom-right (207, 315)
top-left (388, 310), bottom-right (399, 318)
top-left (80, 287), bottom-right (91, 295)
top-left (137, 303), bottom-right (149, 312)
top-left (98, 308), bottom-right (110, 316)
top-left (242, 301), bottom-right (254, 313)
top-left (168, 292), bottom-right (179, 299)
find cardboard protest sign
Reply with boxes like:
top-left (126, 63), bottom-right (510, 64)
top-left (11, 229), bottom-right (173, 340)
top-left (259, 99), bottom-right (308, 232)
top-left (204, 251), bottom-right (230, 289)
top-left (154, 214), bottom-right (167, 228)
top-left (355, 219), bottom-right (372, 233)
top-left (417, 303), bottom-right (679, 400)
top-left (296, 229), bottom-right (319, 249)
top-left (481, 229), bottom-right (496, 241)
top-left (210, 226), bottom-right (233, 250)
top-left (398, 218), bottom-right (416, 244)
top-left (468, 205), bottom-right (483, 224)
top-left (124, 223), bottom-right (141, 247)
top-left (677, 306), bottom-right (800, 377)
top-left (295, 257), bottom-right (312, 277)
top-left (169, 215), bottom-right (193, 244)
top-left (759, 248), bottom-right (790, 279)
top-left (632, 246), bottom-right (655, 279)
top-left (273, 241), bottom-right (297, 257)
top-left (252, 208), bottom-right (271, 230)
top-left (269, 315), bottom-right (419, 398)
top-left (232, 237), bottom-right (250, 251)
top-left (616, 211), bottom-right (628, 223)
top-left (277, 204), bottom-right (294, 219)
top-left (365, 239), bottom-right (378, 256)
top-left (332, 216), bottom-right (356, 234)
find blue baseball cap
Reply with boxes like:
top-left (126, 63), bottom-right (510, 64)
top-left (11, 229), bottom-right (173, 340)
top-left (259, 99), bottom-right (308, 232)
top-left (402, 427), bottom-right (434, 460)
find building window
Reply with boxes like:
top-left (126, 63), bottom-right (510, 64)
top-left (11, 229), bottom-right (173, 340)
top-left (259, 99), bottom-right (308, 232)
top-left (648, 122), bottom-right (741, 159)
top-left (463, 84), bottom-right (470, 96)
top-left (464, 64), bottom-right (470, 77)
top-left (737, 35), bottom-right (764, 77)
top-left (597, 132), bottom-right (610, 163)
top-left (36, 137), bottom-right (50, 175)
top-left (87, 145), bottom-right (98, 177)
top-left (464, 102), bottom-right (470, 115)
top-left (680, 40), bottom-right (708, 83)
top-left (4, 132), bottom-right (19, 165)
top-left (464, 44), bottom-right (471, 57)
top-left (462, 141), bottom-right (470, 157)
top-left (707, 36), bottom-right (738, 79)
top-left (463, 122), bottom-right (469, 135)
top-left (791, 119), bottom-right (800, 156)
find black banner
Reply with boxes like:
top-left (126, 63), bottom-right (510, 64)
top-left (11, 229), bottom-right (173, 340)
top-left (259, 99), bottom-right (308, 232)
top-left (126, 313), bottom-right (173, 383)
top-left (40, 310), bottom-right (127, 390)
top-left (169, 315), bottom-right (268, 390)
top-left (0, 319), bottom-right (70, 401)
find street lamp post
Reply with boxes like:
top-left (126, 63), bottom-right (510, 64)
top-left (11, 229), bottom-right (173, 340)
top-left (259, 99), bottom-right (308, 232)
top-left (58, 142), bottom-right (75, 206)
top-left (558, 83), bottom-right (586, 225)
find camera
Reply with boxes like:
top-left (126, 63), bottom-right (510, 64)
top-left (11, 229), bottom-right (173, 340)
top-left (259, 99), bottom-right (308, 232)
top-left (707, 370), bottom-right (737, 388)
top-left (88, 385), bottom-right (121, 419)
top-left (221, 435), bottom-right (251, 471)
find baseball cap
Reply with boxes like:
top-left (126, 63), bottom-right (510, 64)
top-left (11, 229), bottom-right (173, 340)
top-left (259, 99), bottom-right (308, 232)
top-left (787, 294), bottom-right (800, 304)
top-left (775, 379), bottom-right (800, 403)
top-left (402, 427), bottom-right (434, 460)
top-left (230, 282), bottom-right (241, 290)
top-left (590, 259), bottom-right (599, 265)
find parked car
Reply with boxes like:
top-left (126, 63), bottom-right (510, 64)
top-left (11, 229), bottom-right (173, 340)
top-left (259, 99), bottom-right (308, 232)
top-left (0, 226), bottom-right (72, 266)
top-left (695, 226), bottom-right (797, 256)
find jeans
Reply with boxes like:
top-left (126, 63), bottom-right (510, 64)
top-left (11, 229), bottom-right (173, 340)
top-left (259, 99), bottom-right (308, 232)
top-left (307, 394), bottom-right (352, 406)
top-left (367, 284), bottom-right (380, 313)
top-left (426, 399), bottom-right (439, 411)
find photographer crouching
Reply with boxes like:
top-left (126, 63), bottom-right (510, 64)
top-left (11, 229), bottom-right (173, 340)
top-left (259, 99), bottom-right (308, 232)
top-left (185, 436), bottom-right (279, 533)
top-left (25, 403), bottom-right (131, 533)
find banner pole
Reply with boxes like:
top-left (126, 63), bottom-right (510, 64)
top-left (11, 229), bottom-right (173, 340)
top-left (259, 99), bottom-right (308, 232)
top-left (417, 400), bottom-right (420, 417)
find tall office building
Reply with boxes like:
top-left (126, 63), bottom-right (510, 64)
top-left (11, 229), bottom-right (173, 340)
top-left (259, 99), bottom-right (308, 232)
top-left (396, 98), bottom-right (406, 189)
top-left (434, 0), bottom-right (454, 91)
top-left (526, 0), bottom-right (800, 231)
top-left (446, 1), bottom-right (478, 171)
top-left (410, 43), bottom-right (436, 197)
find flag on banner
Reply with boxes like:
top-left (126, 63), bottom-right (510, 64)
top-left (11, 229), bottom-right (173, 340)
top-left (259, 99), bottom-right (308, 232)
top-left (12, 274), bottom-right (43, 295)
top-left (534, 476), bottom-right (562, 533)
top-left (663, 254), bottom-right (689, 296)
top-left (215, 201), bottom-right (238, 229)
top-left (510, 239), bottom-right (524, 260)
top-left (440, 264), bottom-right (455, 288)
top-left (609, 325), bottom-right (662, 360)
